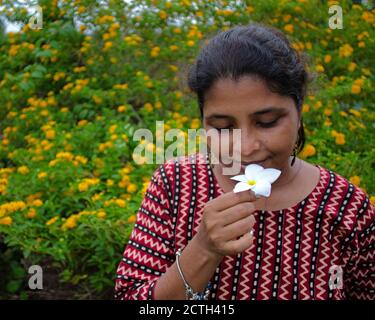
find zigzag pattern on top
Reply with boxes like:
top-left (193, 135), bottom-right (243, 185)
top-left (259, 213), bottom-right (277, 299)
top-left (278, 207), bottom-right (295, 300)
top-left (298, 168), bottom-right (326, 299)
top-left (114, 159), bottom-right (375, 300)
top-left (175, 160), bottom-right (190, 249)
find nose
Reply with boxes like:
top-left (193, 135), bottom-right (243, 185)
top-left (235, 127), bottom-right (261, 158)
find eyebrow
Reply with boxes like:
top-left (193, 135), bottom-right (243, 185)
top-left (205, 107), bottom-right (285, 121)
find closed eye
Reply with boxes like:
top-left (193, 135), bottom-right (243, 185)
top-left (213, 125), bottom-right (234, 132)
top-left (212, 118), bottom-right (280, 131)
top-left (257, 118), bottom-right (279, 128)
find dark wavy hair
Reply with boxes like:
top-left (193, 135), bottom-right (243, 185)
top-left (187, 23), bottom-right (313, 154)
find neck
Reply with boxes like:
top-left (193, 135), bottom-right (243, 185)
top-left (271, 157), bottom-right (301, 190)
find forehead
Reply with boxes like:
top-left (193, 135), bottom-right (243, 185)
top-left (204, 76), bottom-right (294, 116)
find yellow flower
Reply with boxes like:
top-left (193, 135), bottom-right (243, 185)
top-left (324, 55), bottom-right (332, 63)
top-left (299, 144), bottom-right (316, 159)
top-left (354, 78), bottom-right (364, 86)
top-left (17, 166), bottom-right (29, 175)
top-left (335, 133), bottom-right (346, 145)
top-left (144, 103), bottom-right (153, 112)
top-left (324, 119), bottom-right (332, 127)
top-left (142, 182), bottom-right (149, 195)
top-left (339, 44), bottom-right (353, 57)
top-left (45, 129), bottom-right (55, 140)
top-left (113, 83), bottom-right (128, 90)
top-left (78, 182), bottom-right (89, 192)
top-left (351, 84), bottom-right (361, 94)
top-left (284, 24), bottom-right (294, 33)
top-left (246, 5), bottom-right (255, 13)
top-left (77, 6), bottom-right (86, 14)
top-left (78, 178), bottom-right (99, 192)
top-left (75, 155), bottom-right (88, 165)
top-left (115, 199), bottom-right (126, 208)
top-left (324, 108), bottom-right (333, 116)
top-left (349, 176), bottom-right (360, 187)
top-left (97, 211), bottom-right (106, 219)
top-left (314, 101), bottom-right (322, 110)
top-left (190, 118), bottom-right (201, 129)
top-left (339, 111), bottom-right (348, 117)
top-left (103, 41), bottom-right (113, 51)
top-left (32, 199), bottom-right (43, 207)
top-left (117, 105), bottom-right (127, 112)
top-left (27, 208), bottom-right (37, 219)
top-left (348, 62), bottom-right (357, 72)
top-left (40, 110), bottom-right (49, 117)
top-left (56, 152), bottom-right (74, 161)
top-left (127, 214), bottom-right (137, 223)
top-left (316, 64), bottom-right (325, 73)
top-left (159, 10), bottom-right (167, 19)
top-left (187, 40), bottom-right (195, 47)
top-left (108, 124), bottom-right (117, 134)
top-left (349, 109), bottom-right (361, 118)
top-left (46, 216), bottom-right (59, 226)
top-left (169, 65), bottom-right (178, 72)
top-left (127, 184), bottom-right (137, 193)
top-left (302, 104), bottom-right (310, 113)
top-left (155, 101), bottom-right (162, 109)
top-left (150, 47), bottom-right (160, 58)
top-left (0, 216), bottom-right (12, 225)
top-left (93, 95), bottom-right (103, 105)
top-left (370, 196), bottom-right (375, 206)
top-left (61, 215), bottom-right (78, 230)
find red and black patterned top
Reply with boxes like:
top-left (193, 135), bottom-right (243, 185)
top-left (115, 153), bottom-right (375, 300)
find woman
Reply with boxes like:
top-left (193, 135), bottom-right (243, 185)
top-left (115, 23), bottom-right (374, 300)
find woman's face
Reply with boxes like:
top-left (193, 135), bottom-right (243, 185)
top-left (203, 75), bottom-right (301, 175)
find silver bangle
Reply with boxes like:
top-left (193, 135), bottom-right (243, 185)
top-left (175, 248), bottom-right (211, 300)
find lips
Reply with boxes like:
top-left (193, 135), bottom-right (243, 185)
top-left (240, 158), bottom-right (268, 170)
top-left (218, 157), bottom-right (269, 169)
top-left (241, 158), bottom-right (268, 166)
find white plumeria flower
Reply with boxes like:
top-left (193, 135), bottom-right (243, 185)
top-left (231, 164), bottom-right (281, 197)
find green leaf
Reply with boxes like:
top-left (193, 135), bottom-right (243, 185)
top-left (6, 280), bottom-right (22, 294)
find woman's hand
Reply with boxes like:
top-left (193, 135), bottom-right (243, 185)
top-left (195, 190), bottom-right (257, 259)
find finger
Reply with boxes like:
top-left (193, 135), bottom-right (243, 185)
top-left (222, 215), bottom-right (256, 241)
top-left (210, 190), bottom-right (257, 212)
top-left (220, 203), bottom-right (256, 226)
top-left (223, 232), bottom-right (254, 254)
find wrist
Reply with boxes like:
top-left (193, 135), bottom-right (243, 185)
top-left (190, 234), bottom-right (224, 264)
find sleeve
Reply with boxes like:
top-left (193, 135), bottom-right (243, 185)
top-left (344, 195), bottom-right (375, 300)
top-left (114, 162), bottom-right (175, 300)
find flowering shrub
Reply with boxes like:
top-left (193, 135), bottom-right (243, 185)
top-left (0, 0), bottom-right (374, 298)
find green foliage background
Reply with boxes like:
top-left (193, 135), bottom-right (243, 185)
top-left (0, 0), bottom-right (374, 299)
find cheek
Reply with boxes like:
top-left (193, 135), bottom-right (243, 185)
top-left (207, 135), bottom-right (233, 152)
top-left (262, 122), bottom-right (296, 152)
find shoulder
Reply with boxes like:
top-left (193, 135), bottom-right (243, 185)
top-left (158, 153), bottom-right (210, 180)
top-left (318, 164), bottom-right (373, 218)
